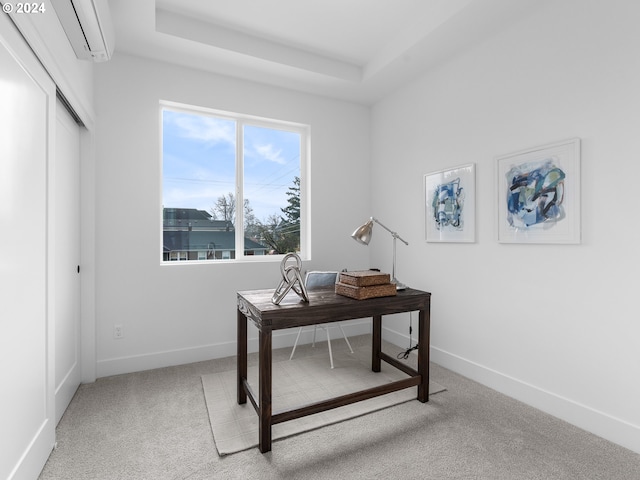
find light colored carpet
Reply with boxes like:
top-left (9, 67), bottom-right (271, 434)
top-left (202, 344), bottom-right (445, 455)
top-left (37, 335), bottom-right (640, 480)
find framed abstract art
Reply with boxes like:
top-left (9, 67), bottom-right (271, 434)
top-left (496, 138), bottom-right (581, 244)
top-left (424, 163), bottom-right (476, 243)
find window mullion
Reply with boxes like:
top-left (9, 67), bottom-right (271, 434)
top-left (235, 121), bottom-right (244, 259)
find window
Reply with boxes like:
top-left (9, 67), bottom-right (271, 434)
top-left (161, 102), bottom-right (308, 263)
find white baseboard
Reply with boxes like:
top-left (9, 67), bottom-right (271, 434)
top-left (381, 324), bottom-right (640, 454)
top-left (96, 320), bottom-right (371, 378)
top-left (431, 345), bottom-right (640, 455)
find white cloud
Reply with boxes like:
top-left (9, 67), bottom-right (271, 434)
top-left (171, 113), bottom-right (235, 145)
top-left (253, 143), bottom-right (286, 164)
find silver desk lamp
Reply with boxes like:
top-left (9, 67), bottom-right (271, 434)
top-left (351, 217), bottom-right (409, 290)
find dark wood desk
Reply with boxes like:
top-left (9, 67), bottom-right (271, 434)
top-left (237, 287), bottom-right (431, 453)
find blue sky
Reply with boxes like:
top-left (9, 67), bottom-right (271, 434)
top-left (162, 109), bottom-right (300, 222)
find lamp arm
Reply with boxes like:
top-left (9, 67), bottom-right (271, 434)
top-left (372, 217), bottom-right (409, 246)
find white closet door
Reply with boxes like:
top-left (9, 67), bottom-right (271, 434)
top-left (0, 13), bottom-right (56, 480)
top-left (54, 99), bottom-right (82, 424)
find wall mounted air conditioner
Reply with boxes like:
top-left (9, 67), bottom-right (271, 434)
top-left (52, 0), bottom-right (115, 62)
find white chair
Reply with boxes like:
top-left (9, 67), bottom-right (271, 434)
top-left (289, 271), bottom-right (354, 368)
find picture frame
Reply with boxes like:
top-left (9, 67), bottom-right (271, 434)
top-left (424, 163), bottom-right (476, 243)
top-left (496, 138), bottom-right (581, 244)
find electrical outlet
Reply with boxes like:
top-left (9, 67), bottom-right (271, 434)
top-left (114, 324), bottom-right (124, 339)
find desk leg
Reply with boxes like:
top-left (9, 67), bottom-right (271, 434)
top-left (259, 328), bottom-right (273, 453)
top-left (417, 307), bottom-right (431, 402)
top-left (372, 315), bottom-right (382, 372)
top-left (237, 308), bottom-right (247, 405)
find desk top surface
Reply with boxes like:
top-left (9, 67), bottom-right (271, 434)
top-left (237, 287), bottom-right (430, 329)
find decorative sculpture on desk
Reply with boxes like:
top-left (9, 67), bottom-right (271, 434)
top-left (272, 253), bottom-right (309, 304)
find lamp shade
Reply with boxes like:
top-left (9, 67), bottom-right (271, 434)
top-left (351, 219), bottom-right (374, 245)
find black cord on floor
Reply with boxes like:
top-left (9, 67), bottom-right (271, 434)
top-left (397, 344), bottom-right (419, 360)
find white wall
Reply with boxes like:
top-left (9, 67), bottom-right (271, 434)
top-left (93, 54), bottom-right (371, 376)
top-left (371, 0), bottom-right (640, 453)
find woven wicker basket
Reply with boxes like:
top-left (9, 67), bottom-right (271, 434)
top-left (339, 270), bottom-right (390, 287)
top-left (335, 281), bottom-right (396, 300)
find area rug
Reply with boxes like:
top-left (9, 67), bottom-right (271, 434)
top-left (202, 345), bottom-right (445, 455)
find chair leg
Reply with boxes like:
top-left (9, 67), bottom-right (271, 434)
top-left (326, 326), bottom-right (334, 369)
top-left (289, 327), bottom-right (303, 360)
top-left (338, 323), bottom-right (354, 354)
top-left (290, 323), bottom-right (346, 369)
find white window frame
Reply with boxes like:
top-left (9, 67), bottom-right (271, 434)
top-left (160, 100), bottom-right (310, 264)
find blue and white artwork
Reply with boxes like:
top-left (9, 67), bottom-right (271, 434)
top-left (424, 164), bottom-right (475, 243)
top-left (505, 159), bottom-right (565, 229)
top-left (496, 138), bottom-right (581, 244)
top-left (432, 177), bottom-right (465, 230)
